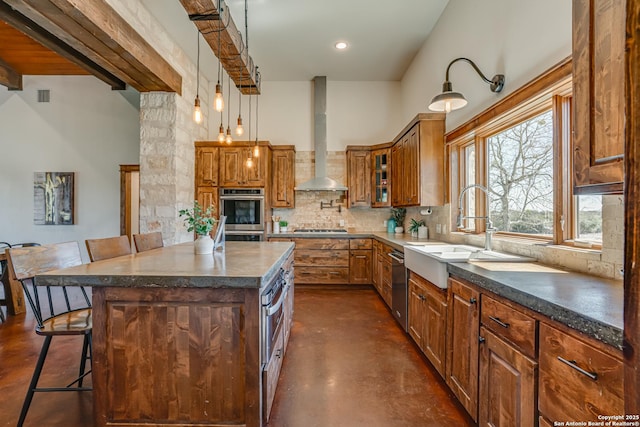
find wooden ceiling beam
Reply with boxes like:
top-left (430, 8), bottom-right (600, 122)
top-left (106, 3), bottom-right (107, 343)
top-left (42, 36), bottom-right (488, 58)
top-left (0, 1), bottom-right (125, 89)
top-left (179, 0), bottom-right (261, 95)
top-left (0, 55), bottom-right (22, 89)
top-left (1, 0), bottom-right (182, 94)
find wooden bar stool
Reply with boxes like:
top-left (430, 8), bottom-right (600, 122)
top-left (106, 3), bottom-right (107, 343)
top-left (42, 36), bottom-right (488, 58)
top-left (133, 231), bottom-right (164, 253)
top-left (85, 235), bottom-right (132, 261)
top-left (7, 241), bottom-right (92, 427)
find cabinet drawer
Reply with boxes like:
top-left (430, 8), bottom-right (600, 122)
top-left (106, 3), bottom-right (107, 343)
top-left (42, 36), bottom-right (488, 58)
top-left (481, 295), bottom-right (537, 359)
top-left (539, 323), bottom-right (623, 422)
top-left (263, 326), bottom-right (284, 421)
top-left (293, 238), bottom-right (349, 250)
top-left (294, 249), bottom-right (349, 266)
top-left (381, 259), bottom-right (392, 286)
top-left (295, 267), bottom-right (349, 284)
top-left (349, 238), bottom-right (372, 250)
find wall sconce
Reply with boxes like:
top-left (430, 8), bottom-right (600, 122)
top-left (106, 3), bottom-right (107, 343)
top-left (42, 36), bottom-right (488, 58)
top-left (428, 57), bottom-right (505, 113)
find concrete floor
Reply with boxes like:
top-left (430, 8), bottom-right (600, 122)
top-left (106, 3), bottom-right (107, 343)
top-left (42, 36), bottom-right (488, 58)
top-left (0, 287), bottom-right (473, 426)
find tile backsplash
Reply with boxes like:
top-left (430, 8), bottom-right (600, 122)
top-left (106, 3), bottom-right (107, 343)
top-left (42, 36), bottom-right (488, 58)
top-left (272, 151), bottom-right (624, 280)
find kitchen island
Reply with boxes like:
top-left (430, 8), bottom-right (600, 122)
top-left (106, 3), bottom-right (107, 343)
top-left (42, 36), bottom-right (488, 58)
top-left (37, 241), bottom-right (295, 427)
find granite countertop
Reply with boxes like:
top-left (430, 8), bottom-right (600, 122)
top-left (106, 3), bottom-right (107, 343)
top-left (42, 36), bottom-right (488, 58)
top-left (37, 241), bottom-right (295, 289)
top-left (448, 262), bottom-right (623, 350)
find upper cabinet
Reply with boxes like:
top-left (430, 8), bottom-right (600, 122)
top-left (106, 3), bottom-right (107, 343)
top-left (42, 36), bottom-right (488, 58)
top-left (392, 113), bottom-right (445, 207)
top-left (196, 147), bottom-right (219, 187)
top-left (346, 148), bottom-right (371, 208)
top-left (219, 146), bottom-right (268, 188)
top-left (272, 146), bottom-right (296, 208)
top-left (371, 147), bottom-right (391, 208)
top-left (573, 0), bottom-right (625, 194)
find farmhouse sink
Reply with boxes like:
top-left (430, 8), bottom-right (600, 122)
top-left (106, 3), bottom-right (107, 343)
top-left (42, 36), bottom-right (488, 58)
top-left (404, 244), bottom-right (533, 289)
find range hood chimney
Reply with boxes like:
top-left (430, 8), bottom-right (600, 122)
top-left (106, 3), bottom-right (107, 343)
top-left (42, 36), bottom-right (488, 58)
top-left (294, 76), bottom-right (348, 191)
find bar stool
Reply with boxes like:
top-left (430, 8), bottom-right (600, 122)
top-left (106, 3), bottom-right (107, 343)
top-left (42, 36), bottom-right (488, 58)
top-left (85, 235), bottom-right (132, 261)
top-left (7, 241), bottom-right (92, 427)
top-left (133, 231), bottom-right (164, 253)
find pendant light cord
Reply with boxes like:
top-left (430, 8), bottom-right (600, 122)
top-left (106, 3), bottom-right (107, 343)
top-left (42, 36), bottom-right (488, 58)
top-left (196, 31), bottom-right (200, 96)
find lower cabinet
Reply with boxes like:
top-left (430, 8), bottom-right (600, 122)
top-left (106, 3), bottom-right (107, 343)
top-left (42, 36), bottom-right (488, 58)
top-left (479, 327), bottom-right (537, 427)
top-left (292, 238), bottom-right (350, 284)
top-left (349, 239), bottom-right (372, 284)
top-left (408, 271), bottom-right (447, 377)
top-left (446, 276), bottom-right (480, 422)
top-left (538, 323), bottom-right (623, 424)
top-left (375, 242), bottom-right (393, 308)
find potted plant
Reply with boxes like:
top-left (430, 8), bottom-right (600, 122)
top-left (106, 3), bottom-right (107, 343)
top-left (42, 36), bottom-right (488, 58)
top-left (408, 218), bottom-right (426, 238)
top-left (390, 208), bottom-right (406, 233)
top-left (279, 220), bottom-right (289, 233)
top-left (179, 201), bottom-right (217, 254)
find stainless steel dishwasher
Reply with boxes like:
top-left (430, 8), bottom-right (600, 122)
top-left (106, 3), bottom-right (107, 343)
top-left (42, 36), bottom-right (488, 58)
top-left (389, 250), bottom-right (408, 332)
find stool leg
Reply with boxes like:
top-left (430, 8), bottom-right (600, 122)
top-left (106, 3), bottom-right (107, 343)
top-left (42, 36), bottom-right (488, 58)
top-left (18, 335), bottom-right (52, 427)
top-left (78, 334), bottom-right (90, 387)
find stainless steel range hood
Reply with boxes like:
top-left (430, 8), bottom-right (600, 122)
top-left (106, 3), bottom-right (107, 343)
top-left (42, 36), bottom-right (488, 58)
top-left (294, 76), bottom-right (348, 191)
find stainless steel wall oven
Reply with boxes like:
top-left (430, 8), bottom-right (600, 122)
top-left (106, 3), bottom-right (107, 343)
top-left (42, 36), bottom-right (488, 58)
top-left (220, 188), bottom-right (265, 240)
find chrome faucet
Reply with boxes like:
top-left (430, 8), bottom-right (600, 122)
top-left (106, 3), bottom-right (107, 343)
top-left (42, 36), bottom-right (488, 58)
top-left (457, 184), bottom-right (497, 251)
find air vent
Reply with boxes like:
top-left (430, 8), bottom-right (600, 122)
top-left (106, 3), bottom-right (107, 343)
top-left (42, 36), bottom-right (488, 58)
top-left (37, 90), bottom-right (50, 103)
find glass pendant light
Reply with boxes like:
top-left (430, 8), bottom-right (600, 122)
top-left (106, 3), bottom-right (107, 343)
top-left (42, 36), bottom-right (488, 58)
top-left (236, 69), bottom-right (244, 135)
top-left (246, 89), bottom-right (253, 168)
top-left (193, 31), bottom-right (203, 124)
top-left (225, 72), bottom-right (233, 143)
top-left (214, 8), bottom-right (224, 113)
top-left (253, 83), bottom-right (260, 157)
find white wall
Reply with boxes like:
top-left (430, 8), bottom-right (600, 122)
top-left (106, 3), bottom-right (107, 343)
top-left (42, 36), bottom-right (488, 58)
top-left (401, 0), bottom-right (572, 130)
top-left (0, 76), bottom-right (140, 259)
top-left (208, 80), bottom-right (403, 150)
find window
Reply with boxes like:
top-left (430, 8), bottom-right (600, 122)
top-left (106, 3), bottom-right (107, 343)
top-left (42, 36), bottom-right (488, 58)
top-left (448, 59), bottom-right (602, 247)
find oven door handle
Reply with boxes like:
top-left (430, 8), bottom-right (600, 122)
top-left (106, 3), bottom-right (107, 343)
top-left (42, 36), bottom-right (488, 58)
top-left (265, 284), bottom-right (289, 316)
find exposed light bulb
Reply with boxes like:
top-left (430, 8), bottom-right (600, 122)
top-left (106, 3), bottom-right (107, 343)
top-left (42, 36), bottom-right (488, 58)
top-left (225, 126), bottom-right (233, 144)
top-left (193, 96), bottom-right (202, 124)
top-left (253, 143), bottom-right (260, 157)
top-left (246, 156), bottom-right (254, 168)
top-left (218, 123), bottom-right (225, 142)
top-left (236, 116), bottom-right (244, 136)
top-left (214, 83), bottom-right (224, 112)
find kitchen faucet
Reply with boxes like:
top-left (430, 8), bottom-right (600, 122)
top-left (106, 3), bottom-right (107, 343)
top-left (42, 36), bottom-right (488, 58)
top-left (457, 184), bottom-right (497, 251)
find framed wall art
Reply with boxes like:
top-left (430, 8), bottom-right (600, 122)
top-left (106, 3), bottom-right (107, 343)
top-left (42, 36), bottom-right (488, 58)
top-left (34, 172), bottom-right (75, 225)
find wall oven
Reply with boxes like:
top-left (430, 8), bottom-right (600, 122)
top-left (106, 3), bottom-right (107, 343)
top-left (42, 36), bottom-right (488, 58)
top-left (220, 188), bottom-right (265, 232)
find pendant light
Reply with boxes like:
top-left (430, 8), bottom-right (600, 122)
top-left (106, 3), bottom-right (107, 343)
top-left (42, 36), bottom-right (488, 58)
top-left (214, 0), bottom-right (224, 112)
top-left (236, 0), bottom-right (248, 136)
top-left (253, 75), bottom-right (260, 158)
top-left (246, 89), bottom-right (254, 168)
top-left (217, 100), bottom-right (225, 142)
top-left (193, 30), bottom-right (203, 124)
top-left (236, 68), bottom-right (244, 135)
top-left (225, 71), bottom-right (233, 143)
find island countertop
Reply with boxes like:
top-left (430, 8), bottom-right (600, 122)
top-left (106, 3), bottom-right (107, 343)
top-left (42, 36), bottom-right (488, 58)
top-left (37, 241), bottom-right (295, 289)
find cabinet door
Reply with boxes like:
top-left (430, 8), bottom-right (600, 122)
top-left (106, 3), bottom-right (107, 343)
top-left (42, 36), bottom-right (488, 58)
top-left (246, 146), bottom-right (266, 187)
top-left (196, 187), bottom-right (219, 219)
top-left (391, 142), bottom-right (403, 206)
top-left (349, 250), bottom-right (372, 284)
top-left (219, 147), bottom-right (244, 187)
top-left (479, 327), bottom-right (537, 427)
top-left (446, 277), bottom-right (480, 421)
top-left (196, 147), bottom-right (219, 187)
top-left (408, 276), bottom-right (425, 348)
top-left (347, 150), bottom-right (371, 208)
top-left (403, 127), bottom-right (420, 206)
top-left (424, 283), bottom-right (447, 377)
top-left (573, 0), bottom-right (625, 194)
top-left (371, 241), bottom-right (379, 288)
top-left (371, 148), bottom-right (391, 208)
top-left (272, 149), bottom-right (295, 208)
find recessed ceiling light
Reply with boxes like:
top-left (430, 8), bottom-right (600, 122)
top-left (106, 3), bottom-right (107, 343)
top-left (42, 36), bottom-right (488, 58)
top-left (335, 42), bottom-right (348, 50)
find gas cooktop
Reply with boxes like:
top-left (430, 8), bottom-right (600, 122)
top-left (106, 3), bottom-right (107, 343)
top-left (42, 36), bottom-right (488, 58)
top-left (293, 229), bottom-right (348, 233)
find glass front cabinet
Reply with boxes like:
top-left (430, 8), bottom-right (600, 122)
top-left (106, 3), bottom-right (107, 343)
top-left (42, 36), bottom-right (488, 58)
top-left (372, 148), bottom-right (391, 207)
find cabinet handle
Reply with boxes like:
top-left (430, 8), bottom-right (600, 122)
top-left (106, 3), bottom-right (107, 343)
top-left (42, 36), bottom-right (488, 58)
top-left (276, 348), bottom-right (283, 359)
top-left (355, 255), bottom-right (367, 259)
top-left (478, 335), bottom-right (486, 343)
top-left (557, 357), bottom-right (598, 381)
top-left (488, 316), bottom-right (510, 328)
top-left (329, 271), bottom-right (341, 275)
top-left (419, 294), bottom-right (426, 301)
top-left (469, 297), bottom-right (477, 304)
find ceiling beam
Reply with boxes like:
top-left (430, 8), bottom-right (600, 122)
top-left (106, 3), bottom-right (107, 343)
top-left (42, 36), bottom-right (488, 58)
top-left (179, 0), bottom-right (261, 95)
top-left (0, 55), bottom-right (22, 89)
top-left (0, 2), bottom-right (125, 89)
top-left (1, 0), bottom-right (182, 94)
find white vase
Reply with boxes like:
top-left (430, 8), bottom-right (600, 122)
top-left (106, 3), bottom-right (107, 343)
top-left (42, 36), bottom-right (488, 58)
top-left (418, 226), bottom-right (429, 239)
top-left (281, 226), bottom-right (288, 233)
top-left (194, 235), bottom-right (214, 254)
top-left (395, 226), bottom-right (404, 234)
top-left (273, 222), bottom-right (281, 233)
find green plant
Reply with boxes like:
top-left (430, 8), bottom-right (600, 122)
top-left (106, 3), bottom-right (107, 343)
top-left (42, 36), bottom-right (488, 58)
top-left (279, 220), bottom-right (288, 227)
top-left (179, 201), bottom-right (217, 236)
top-left (390, 208), bottom-right (406, 226)
top-left (408, 218), bottom-right (426, 234)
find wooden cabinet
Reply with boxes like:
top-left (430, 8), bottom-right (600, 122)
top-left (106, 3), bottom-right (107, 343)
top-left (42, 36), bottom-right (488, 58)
top-left (371, 148), bottom-right (391, 207)
top-left (479, 327), bottom-right (537, 427)
top-left (372, 240), bottom-right (380, 290)
top-left (478, 295), bottom-right (538, 427)
top-left (349, 239), bottom-right (372, 284)
top-left (446, 276), bottom-right (480, 421)
top-left (271, 146), bottom-right (295, 208)
top-left (408, 271), bottom-right (447, 377)
top-left (346, 148), bottom-right (371, 208)
top-left (293, 238), bottom-right (349, 284)
top-left (219, 146), bottom-right (267, 187)
top-left (196, 146), bottom-right (219, 187)
top-left (538, 323), bottom-right (623, 423)
top-left (375, 242), bottom-right (393, 307)
top-left (573, 0), bottom-right (625, 194)
top-left (390, 114), bottom-right (445, 207)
